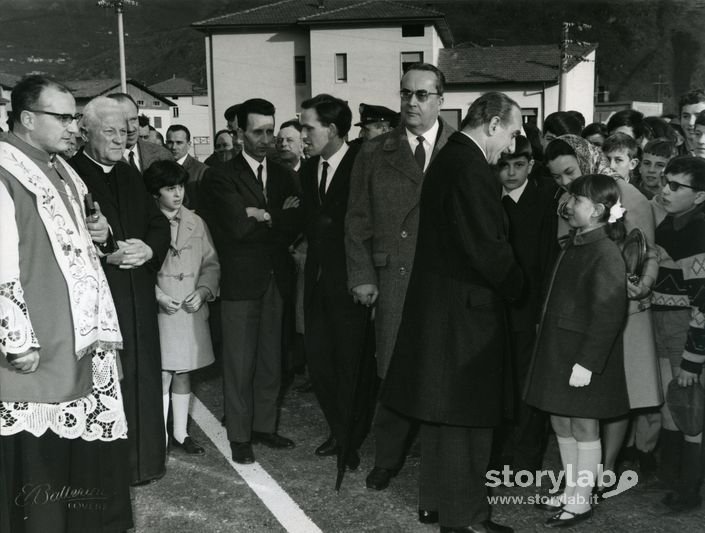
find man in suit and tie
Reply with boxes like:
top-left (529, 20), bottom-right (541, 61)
top-left (166, 124), bottom-right (208, 211)
top-left (201, 98), bottom-right (301, 464)
top-left (299, 94), bottom-right (373, 466)
top-left (381, 92), bottom-right (524, 533)
top-left (107, 92), bottom-right (172, 174)
top-left (344, 63), bottom-right (454, 493)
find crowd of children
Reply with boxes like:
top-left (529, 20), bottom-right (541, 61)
top-left (495, 93), bottom-right (705, 527)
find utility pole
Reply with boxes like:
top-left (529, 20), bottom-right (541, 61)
top-left (558, 21), bottom-right (592, 111)
top-left (97, 0), bottom-right (139, 92)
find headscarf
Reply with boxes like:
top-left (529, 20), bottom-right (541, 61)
top-left (556, 134), bottom-right (622, 180)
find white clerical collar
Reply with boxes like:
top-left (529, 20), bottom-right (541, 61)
top-left (84, 151), bottom-right (116, 174)
top-left (502, 178), bottom-right (529, 202)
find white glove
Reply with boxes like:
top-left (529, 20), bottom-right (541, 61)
top-left (569, 363), bottom-right (592, 387)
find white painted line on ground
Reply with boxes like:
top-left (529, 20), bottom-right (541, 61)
top-left (190, 396), bottom-right (323, 533)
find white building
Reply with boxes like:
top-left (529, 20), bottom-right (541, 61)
top-left (439, 44), bottom-right (597, 130)
top-left (149, 77), bottom-right (212, 158)
top-left (0, 73), bottom-right (20, 131)
top-left (65, 78), bottom-right (175, 138)
top-left (192, 0), bottom-right (596, 137)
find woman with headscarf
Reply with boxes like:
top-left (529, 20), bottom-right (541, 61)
top-left (541, 134), bottom-right (662, 495)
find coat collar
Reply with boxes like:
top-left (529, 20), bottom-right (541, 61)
top-left (380, 118), bottom-right (453, 183)
top-left (231, 153), bottom-right (267, 206)
top-left (173, 207), bottom-right (197, 249)
top-left (570, 225), bottom-right (610, 246)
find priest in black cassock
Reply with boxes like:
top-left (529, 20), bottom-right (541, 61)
top-left (70, 95), bottom-right (171, 485)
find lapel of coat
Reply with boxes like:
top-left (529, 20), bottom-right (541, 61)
top-left (302, 155), bottom-right (322, 208)
top-left (232, 153), bottom-right (267, 207)
top-left (430, 118), bottom-right (454, 163)
top-left (382, 127), bottom-right (423, 184)
top-left (174, 207), bottom-right (196, 250)
top-left (324, 143), bottom-right (358, 203)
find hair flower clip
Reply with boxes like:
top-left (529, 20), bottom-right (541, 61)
top-left (608, 200), bottom-right (626, 223)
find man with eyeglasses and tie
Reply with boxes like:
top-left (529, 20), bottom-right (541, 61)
top-left (200, 98), bottom-right (301, 464)
top-left (345, 62), bottom-right (454, 495)
top-left (0, 75), bottom-right (133, 532)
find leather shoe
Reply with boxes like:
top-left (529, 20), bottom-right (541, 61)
top-left (545, 508), bottom-right (592, 528)
top-left (230, 441), bottom-right (255, 464)
top-left (171, 436), bottom-right (205, 455)
top-left (251, 431), bottom-right (295, 449)
top-left (365, 466), bottom-right (397, 490)
top-left (418, 509), bottom-right (439, 524)
top-left (315, 435), bottom-right (338, 456)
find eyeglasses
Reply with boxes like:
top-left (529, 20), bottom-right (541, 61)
top-left (665, 179), bottom-right (702, 192)
top-left (399, 89), bottom-right (442, 102)
top-left (26, 109), bottom-right (83, 127)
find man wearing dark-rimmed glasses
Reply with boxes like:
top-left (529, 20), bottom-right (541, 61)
top-left (0, 75), bottom-right (133, 532)
top-left (345, 63), bottom-right (454, 498)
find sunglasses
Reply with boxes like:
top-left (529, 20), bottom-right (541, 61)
top-left (665, 179), bottom-right (702, 192)
top-left (27, 109), bottom-right (83, 127)
top-left (399, 89), bottom-right (442, 102)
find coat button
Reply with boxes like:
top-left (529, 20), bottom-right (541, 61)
top-left (399, 267), bottom-right (407, 276)
top-left (178, 273), bottom-right (184, 281)
top-left (401, 230), bottom-right (408, 238)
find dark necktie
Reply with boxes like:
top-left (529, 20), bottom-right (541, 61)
top-left (319, 161), bottom-right (329, 202)
top-left (414, 136), bottom-right (426, 171)
top-left (257, 164), bottom-right (264, 188)
top-left (128, 150), bottom-right (139, 172)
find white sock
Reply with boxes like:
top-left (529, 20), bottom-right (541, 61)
top-left (564, 439), bottom-right (601, 513)
top-left (161, 371), bottom-right (173, 447)
top-left (172, 392), bottom-right (191, 444)
top-left (555, 435), bottom-right (578, 504)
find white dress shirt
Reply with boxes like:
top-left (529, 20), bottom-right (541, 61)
top-left (405, 119), bottom-right (440, 172)
top-left (318, 142), bottom-right (349, 193)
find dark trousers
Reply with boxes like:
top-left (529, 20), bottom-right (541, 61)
top-left (510, 330), bottom-right (548, 470)
top-left (1, 431), bottom-right (133, 533)
top-left (221, 277), bottom-right (284, 443)
top-left (305, 277), bottom-right (372, 447)
top-left (419, 423), bottom-right (492, 527)
top-left (372, 401), bottom-right (418, 470)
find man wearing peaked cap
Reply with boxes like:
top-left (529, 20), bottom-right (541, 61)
top-left (356, 103), bottom-right (400, 141)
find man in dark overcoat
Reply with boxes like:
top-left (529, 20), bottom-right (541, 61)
top-left (200, 99), bottom-right (301, 464)
top-left (70, 95), bottom-right (171, 485)
top-left (381, 92), bottom-right (525, 533)
top-left (345, 63), bottom-right (454, 492)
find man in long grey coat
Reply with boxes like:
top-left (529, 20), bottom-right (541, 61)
top-left (344, 63), bottom-right (454, 493)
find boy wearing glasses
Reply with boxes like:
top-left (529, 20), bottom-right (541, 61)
top-left (651, 156), bottom-right (705, 513)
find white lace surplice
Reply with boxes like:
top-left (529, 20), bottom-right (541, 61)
top-left (0, 348), bottom-right (127, 440)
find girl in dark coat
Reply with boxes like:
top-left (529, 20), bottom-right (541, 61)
top-left (525, 174), bottom-right (629, 527)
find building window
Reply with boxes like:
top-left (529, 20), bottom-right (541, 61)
top-left (154, 117), bottom-right (162, 129)
top-left (401, 52), bottom-right (423, 75)
top-left (439, 109), bottom-right (461, 130)
top-left (153, 100), bottom-right (161, 107)
top-left (136, 99), bottom-right (145, 106)
top-left (172, 107), bottom-right (179, 118)
top-left (521, 108), bottom-right (538, 126)
top-left (295, 56), bottom-right (307, 84)
top-left (402, 24), bottom-right (424, 37)
top-left (335, 53), bottom-right (347, 83)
